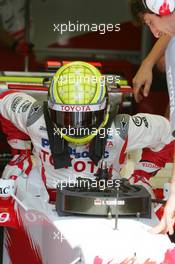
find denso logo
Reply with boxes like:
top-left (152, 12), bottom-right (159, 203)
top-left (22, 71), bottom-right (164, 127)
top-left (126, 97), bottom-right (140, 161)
top-left (61, 105), bottom-right (91, 112)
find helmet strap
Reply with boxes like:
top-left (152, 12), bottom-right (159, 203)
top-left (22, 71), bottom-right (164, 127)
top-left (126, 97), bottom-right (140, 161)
top-left (89, 109), bottom-right (116, 166)
top-left (43, 101), bottom-right (72, 169)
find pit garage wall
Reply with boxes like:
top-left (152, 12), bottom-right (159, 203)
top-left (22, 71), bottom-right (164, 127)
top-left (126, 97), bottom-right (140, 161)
top-left (32, 0), bottom-right (132, 48)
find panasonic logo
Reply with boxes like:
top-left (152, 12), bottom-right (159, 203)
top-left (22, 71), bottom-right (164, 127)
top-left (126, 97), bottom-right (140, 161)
top-left (0, 186), bottom-right (10, 195)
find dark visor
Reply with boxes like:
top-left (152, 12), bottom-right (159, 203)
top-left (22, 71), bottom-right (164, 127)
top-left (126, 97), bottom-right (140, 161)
top-left (50, 109), bottom-right (107, 138)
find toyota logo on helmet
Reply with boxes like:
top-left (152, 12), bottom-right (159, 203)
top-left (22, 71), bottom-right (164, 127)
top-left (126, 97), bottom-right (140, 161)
top-left (143, 0), bottom-right (175, 16)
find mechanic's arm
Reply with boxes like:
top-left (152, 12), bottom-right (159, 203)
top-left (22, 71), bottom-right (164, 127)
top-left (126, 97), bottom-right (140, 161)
top-left (0, 92), bottom-right (39, 179)
top-left (0, 91), bottom-right (40, 137)
top-left (133, 34), bottom-right (171, 102)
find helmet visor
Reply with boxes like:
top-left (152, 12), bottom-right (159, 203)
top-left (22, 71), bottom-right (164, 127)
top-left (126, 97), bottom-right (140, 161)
top-left (50, 109), bottom-right (107, 138)
top-left (49, 99), bottom-right (108, 138)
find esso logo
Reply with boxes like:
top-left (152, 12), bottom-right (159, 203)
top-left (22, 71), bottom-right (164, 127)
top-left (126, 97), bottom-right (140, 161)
top-left (0, 179), bottom-right (15, 198)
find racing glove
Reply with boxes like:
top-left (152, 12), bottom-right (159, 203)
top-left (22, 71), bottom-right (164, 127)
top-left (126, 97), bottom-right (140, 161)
top-left (129, 141), bottom-right (174, 197)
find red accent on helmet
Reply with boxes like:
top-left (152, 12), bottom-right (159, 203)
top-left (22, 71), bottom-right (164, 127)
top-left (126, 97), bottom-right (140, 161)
top-left (159, 0), bottom-right (171, 16)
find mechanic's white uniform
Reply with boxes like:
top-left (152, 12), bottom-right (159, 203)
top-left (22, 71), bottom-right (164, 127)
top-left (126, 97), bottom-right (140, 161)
top-left (0, 0), bottom-right (26, 40)
top-left (0, 91), bottom-right (174, 189)
top-left (166, 36), bottom-right (175, 135)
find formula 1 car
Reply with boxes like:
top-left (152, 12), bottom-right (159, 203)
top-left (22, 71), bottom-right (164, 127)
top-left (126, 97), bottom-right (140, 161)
top-left (0, 62), bottom-right (174, 264)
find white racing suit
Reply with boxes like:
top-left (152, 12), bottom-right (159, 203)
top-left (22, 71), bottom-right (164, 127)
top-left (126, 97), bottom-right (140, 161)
top-left (0, 91), bottom-right (174, 192)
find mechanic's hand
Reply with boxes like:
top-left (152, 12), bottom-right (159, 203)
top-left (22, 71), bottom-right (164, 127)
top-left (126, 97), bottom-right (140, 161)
top-left (12, 40), bottom-right (34, 56)
top-left (120, 258), bottom-right (155, 264)
top-left (132, 61), bottom-right (153, 103)
top-left (151, 193), bottom-right (175, 235)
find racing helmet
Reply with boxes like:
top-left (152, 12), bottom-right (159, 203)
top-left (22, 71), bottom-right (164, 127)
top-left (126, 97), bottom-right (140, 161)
top-left (142, 0), bottom-right (175, 16)
top-left (48, 61), bottom-right (109, 144)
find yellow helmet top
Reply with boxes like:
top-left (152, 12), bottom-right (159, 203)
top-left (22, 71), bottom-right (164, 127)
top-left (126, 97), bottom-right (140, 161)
top-left (49, 61), bottom-right (106, 104)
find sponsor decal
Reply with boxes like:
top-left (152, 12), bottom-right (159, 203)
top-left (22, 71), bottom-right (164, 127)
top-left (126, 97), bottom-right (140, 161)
top-left (39, 126), bottom-right (47, 132)
top-left (0, 212), bottom-right (10, 223)
top-left (30, 105), bottom-right (42, 114)
top-left (9, 155), bottom-right (27, 165)
top-left (94, 199), bottom-right (125, 206)
top-left (132, 116), bottom-right (148, 128)
top-left (40, 141), bottom-right (113, 173)
top-left (107, 135), bottom-right (113, 140)
top-left (106, 140), bottom-right (113, 148)
top-left (41, 138), bottom-right (50, 148)
top-left (72, 160), bottom-right (94, 172)
top-left (0, 179), bottom-right (15, 198)
top-left (61, 105), bottom-right (91, 112)
top-left (26, 102), bottom-right (43, 127)
top-left (68, 147), bottom-right (109, 159)
top-left (40, 149), bottom-right (96, 173)
top-left (40, 149), bottom-right (54, 166)
top-left (18, 100), bottom-right (32, 113)
top-left (141, 162), bottom-right (159, 169)
top-left (11, 96), bottom-right (23, 112)
top-left (0, 186), bottom-right (10, 195)
top-left (94, 199), bottom-right (102, 205)
top-left (48, 99), bottom-right (106, 112)
top-left (115, 114), bottom-right (129, 140)
top-left (41, 140), bottom-right (110, 158)
top-left (120, 117), bottom-right (127, 133)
